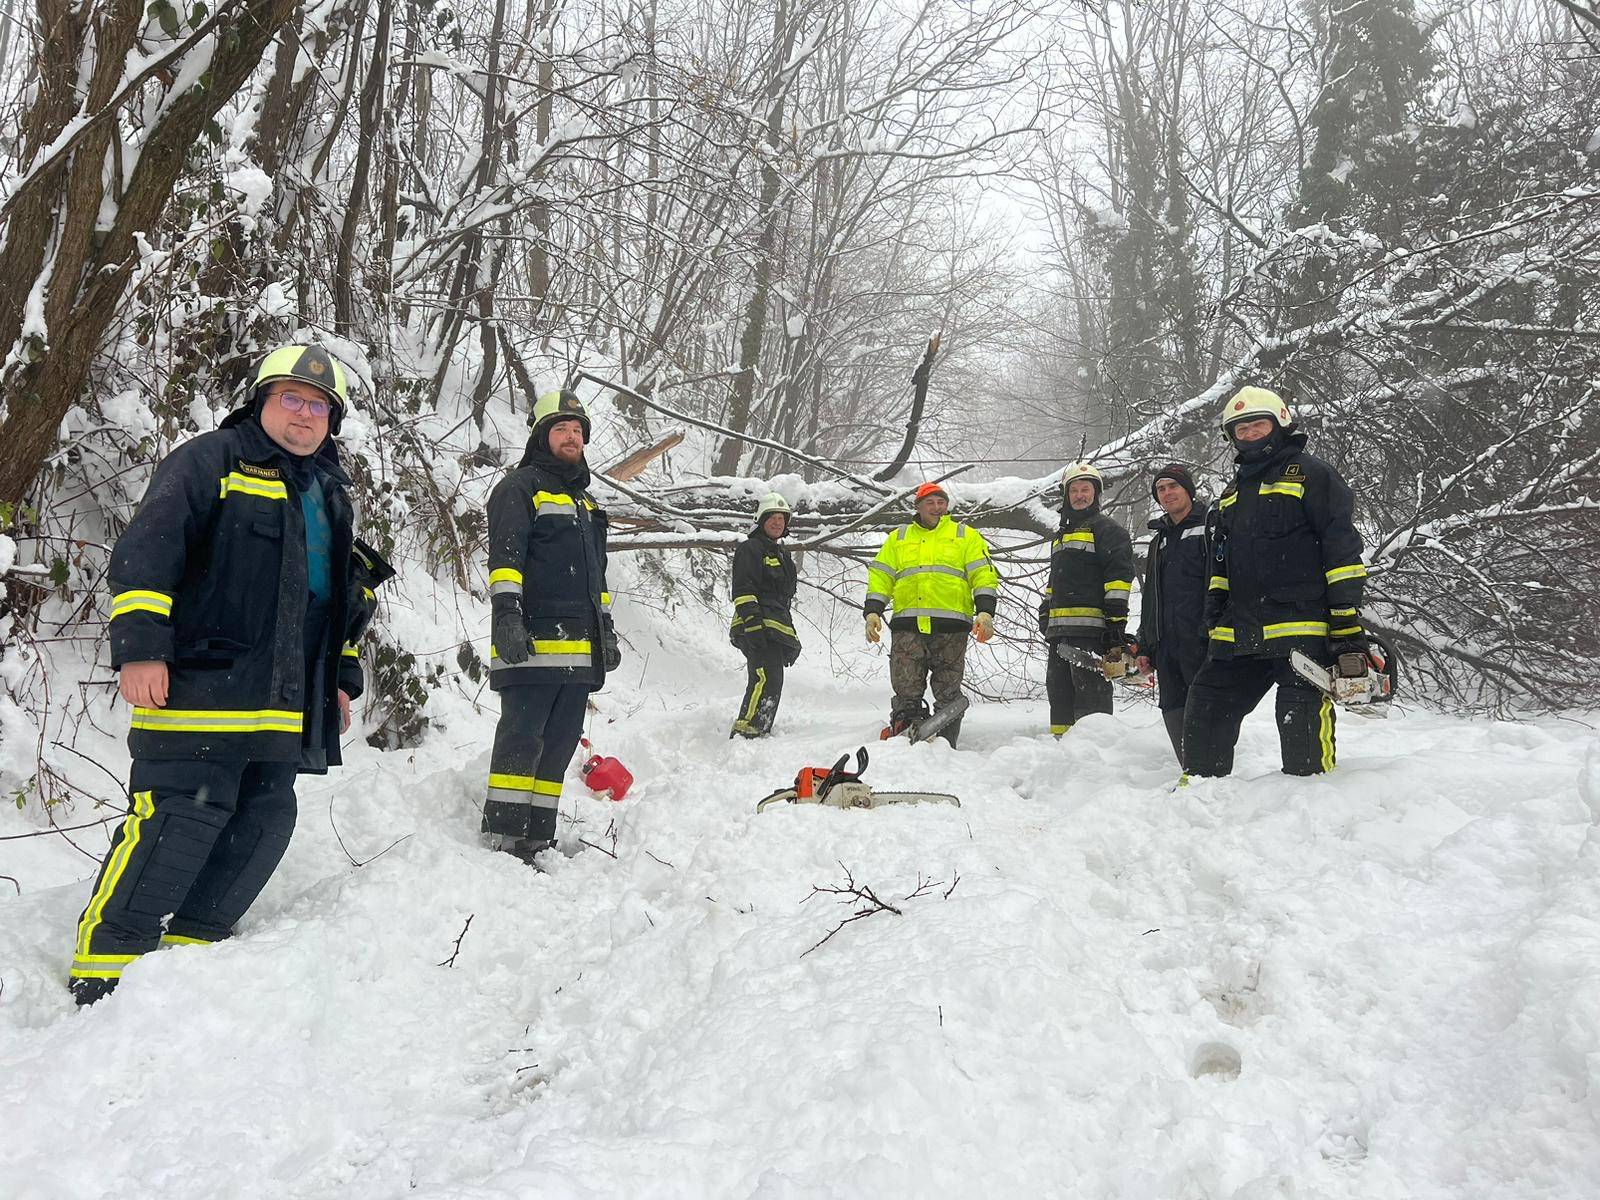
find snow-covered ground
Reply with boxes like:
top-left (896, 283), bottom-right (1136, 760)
top-left (4, 616), bottom-right (1600, 1198)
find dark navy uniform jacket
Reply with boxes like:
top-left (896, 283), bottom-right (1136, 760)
top-left (485, 445), bottom-right (614, 691)
top-left (1205, 432), bottom-right (1366, 660)
top-left (108, 410), bottom-right (380, 770)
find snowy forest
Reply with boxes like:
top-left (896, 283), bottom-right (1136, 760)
top-left (3, 1), bottom-right (1600, 1195)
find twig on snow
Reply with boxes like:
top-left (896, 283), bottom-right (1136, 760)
top-left (438, 914), bottom-right (475, 968)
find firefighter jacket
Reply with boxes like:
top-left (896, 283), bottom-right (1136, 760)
top-left (107, 412), bottom-right (371, 769)
top-left (486, 442), bottom-right (614, 691)
top-left (1039, 508), bottom-right (1135, 642)
top-left (1205, 431), bottom-right (1366, 659)
top-left (1138, 500), bottom-right (1210, 664)
top-left (864, 516), bottom-right (999, 634)
top-left (730, 527), bottom-right (800, 662)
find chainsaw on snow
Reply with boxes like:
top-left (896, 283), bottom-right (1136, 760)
top-left (1288, 632), bottom-right (1399, 718)
top-left (756, 747), bottom-right (960, 812)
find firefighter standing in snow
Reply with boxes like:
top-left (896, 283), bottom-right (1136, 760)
top-left (70, 344), bottom-right (388, 1006)
top-left (863, 482), bottom-right (999, 747)
top-left (483, 389), bottom-right (620, 864)
top-left (1183, 387), bottom-right (1367, 777)
top-left (729, 492), bottom-right (801, 737)
top-left (1037, 463), bottom-right (1135, 736)
top-left (1136, 464), bottom-right (1210, 762)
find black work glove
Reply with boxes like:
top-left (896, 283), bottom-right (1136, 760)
top-left (783, 642), bottom-right (801, 668)
top-left (493, 611), bottom-right (530, 665)
top-left (602, 628), bottom-right (622, 672)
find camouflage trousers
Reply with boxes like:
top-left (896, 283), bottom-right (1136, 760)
top-left (888, 628), bottom-right (968, 724)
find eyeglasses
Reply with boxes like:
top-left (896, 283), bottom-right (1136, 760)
top-left (274, 390), bottom-right (333, 418)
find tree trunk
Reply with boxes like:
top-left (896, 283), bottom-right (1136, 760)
top-left (0, 0), bottom-right (300, 507)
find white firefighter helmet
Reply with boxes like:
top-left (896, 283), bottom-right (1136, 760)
top-left (1219, 386), bottom-right (1293, 433)
top-left (1061, 461), bottom-right (1103, 494)
top-left (756, 491), bottom-right (792, 525)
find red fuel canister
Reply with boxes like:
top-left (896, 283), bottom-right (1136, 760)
top-left (580, 752), bottom-right (632, 801)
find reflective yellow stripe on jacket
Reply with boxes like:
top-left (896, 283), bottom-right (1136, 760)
top-left (110, 589), bottom-right (174, 619)
top-left (864, 516), bottom-right (998, 633)
top-left (130, 707), bottom-right (305, 734)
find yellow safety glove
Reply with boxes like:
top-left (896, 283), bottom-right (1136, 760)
top-left (865, 612), bottom-right (883, 644)
top-left (973, 612), bottom-right (994, 643)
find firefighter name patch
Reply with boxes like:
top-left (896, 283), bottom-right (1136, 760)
top-left (236, 462), bottom-right (281, 479)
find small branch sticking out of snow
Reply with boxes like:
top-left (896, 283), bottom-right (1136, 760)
top-left (438, 914), bottom-right (475, 968)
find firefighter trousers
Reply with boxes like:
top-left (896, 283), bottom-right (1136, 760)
top-left (1045, 637), bottom-right (1112, 735)
top-left (1183, 653), bottom-right (1337, 778)
top-left (483, 682), bottom-right (589, 842)
top-left (732, 649), bottom-right (785, 737)
top-left (70, 758), bottom-right (299, 986)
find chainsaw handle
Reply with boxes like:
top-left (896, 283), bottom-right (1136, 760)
top-left (816, 747), bottom-right (869, 801)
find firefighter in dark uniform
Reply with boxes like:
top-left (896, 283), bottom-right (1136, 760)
top-left (729, 492), bottom-right (801, 737)
top-left (70, 344), bottom-right (388, 1005)
top-left (1135, 463), bottom-right (1210, 762)
top-left (1183, 387), bottom-right (1368, 777)
top-left (1038, 462), bottom-right (1135, 736)
top-left (483, 389), bottom-right (620, 865)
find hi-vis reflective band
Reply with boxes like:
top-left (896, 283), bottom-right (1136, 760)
top-left (131, 707), bottom-right (304, 734)
top-left (1219, 492), bottom-right (1239, 509)
top-left (1325, 563), bottom-right (1368, 585)
top-left (601, 591), bottom-right (613, 612)
top-left (1103, 579), bottom-right (1131, 597)
top-left (486, 773), bottom-right (563, 810)
top-left (110, 589), bottom-right (174, 619)
top-left (1051, 724), bottom-right (1071, 736)
top-left (489, 567), bottom-right (524, 597)
top-left (900, 564), bottom-right (966, 579)
top-left (1055, 531), bottom-right (1095, 551)
top-left (1266, 621), bottom-right (1329, 639)
top-left (740, 667), bottom-right (768, 725)
top-left (763, 619), bottom-right (797, 637)
top-left (219, 471), bottom-right (288, 501)
top-left (533, 491), bottom-right (578, 515)
top-left (733, 594), bottom-right (758, 608)
top-left (160, 933), bottom-right (212, 947)
top-left (1259, 480), bottom-right (1305, 499)
top-left (1208, 621), bottom-right (1329, 643)
top-left (896, 606), bottom-right (971, 622)
top-left (1318, 697), bottom-right (1336, 771)
top-left (342, 643), bottom-right (360, 659)
top-left (1209, 576), bottom-right (1230, 590)
top-left (490, 639), bottom-right (593, 669)
top-left (1048, 607), bottom-right (1106, 629)
top-left (71, 790), bottom-right (156, 979)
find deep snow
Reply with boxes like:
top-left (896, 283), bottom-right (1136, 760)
top-left (4, 624), bottom-right (1600, 1199)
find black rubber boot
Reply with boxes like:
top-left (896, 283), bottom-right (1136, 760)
top-left (69, 976), bottom-right (119, 1007)
top-left (501, 837), bottom-right (555, 868)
